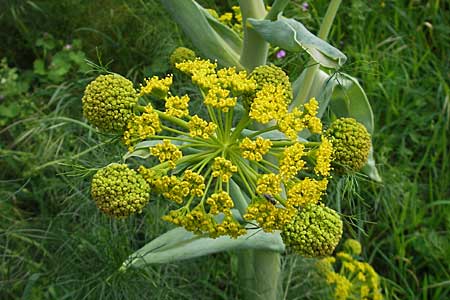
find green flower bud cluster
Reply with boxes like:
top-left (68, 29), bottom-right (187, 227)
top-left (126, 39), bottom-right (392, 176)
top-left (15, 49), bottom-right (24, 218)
top-left (91, 164), bottom-right (150, 218)
top-left (82, 74), bottom-right (138, 132)
top-left (281, 204), bottom-right (343, 257)
top-left (343, 238), bottom-right (362, 256)
top-left (249, 64), bottom-right (293, 103)
top-left (169, 47), bottom-right (196, 68)
top-left (326, 117), bottom-right (371, 172)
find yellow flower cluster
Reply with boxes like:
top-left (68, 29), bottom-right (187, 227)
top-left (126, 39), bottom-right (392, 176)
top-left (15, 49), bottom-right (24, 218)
top-left (317, 239), bottom-right (383, 300)
top-left (183, 170), bottom-right (206, 197)
top-left (139, 75), bottom-right (173, 98)
top-left (153, 175), bottom-right (189, 204)
top-left (187, 115), bottom-right (217, 139)
top-left (304, 99), bottom-right (322, 131)
top-left (249, 84), bottom-right (288, 124)
top-left (244, 199), bottom-right (296, 232)
top-left (163, 204), bottom-right (246, 239)
top-left (165, 94), bottom-right (190, 118)
top-left (211, 157), bottom-right (237, 182)
top-left (279, 143), bottom-right (306, 180)
top-left (315, 137), bottom-right (333, 176)
top-left (277, 98), bottom-right (323, 140)
top-left (206, 191), bottom-right (234, 215)
top-left (256, 174), bottom-right (282, 196)
top-left (176, 59), bottom-right (218, 89)
top-left (287, 178), bottom-right (328, 207)
top-left (216, 67), bottom-right (255, 94)
top-left (177, 59), bottom-right (255, 106)
top-left (123, 105), bottom-right (161, 150)
top-left (151, 140), bottom-right (182, 169)
top-left (239, 137), bottom-right (272, 161)
top-left (204, 86), bottom-right (237, 112)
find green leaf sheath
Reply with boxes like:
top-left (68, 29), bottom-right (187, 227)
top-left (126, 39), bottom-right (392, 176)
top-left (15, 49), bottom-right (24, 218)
top-left (121, 227), bottom-right (285, 270)
top-left (328, 73), bottom-right (374, 134)
top-left (196, 3), bottom-right (243, 55)
top-left (160, 0), bottom-right (242, 68)
top-left (248, 15), bottom-right (346, 69)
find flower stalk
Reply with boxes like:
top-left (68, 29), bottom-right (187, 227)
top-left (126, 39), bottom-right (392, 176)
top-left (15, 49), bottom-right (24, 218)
top-left (239, 0), bottom-right (268, 71)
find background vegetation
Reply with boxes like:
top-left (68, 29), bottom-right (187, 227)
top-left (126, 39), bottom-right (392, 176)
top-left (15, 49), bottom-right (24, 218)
top-left (1, 0), bottom-right (448, 299)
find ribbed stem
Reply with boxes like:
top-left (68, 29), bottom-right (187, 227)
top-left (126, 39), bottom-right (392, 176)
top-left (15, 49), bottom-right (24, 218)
top-left (239, 250), bottom-right (280, 300)
top-left (239, 0), bottom-right (268, 71)
top-left (292, 0), bottom-right (342, 107)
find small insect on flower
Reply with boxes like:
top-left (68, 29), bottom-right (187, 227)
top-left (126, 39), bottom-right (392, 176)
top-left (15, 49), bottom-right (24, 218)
top-left (262, 193), bottom-right (277, 205)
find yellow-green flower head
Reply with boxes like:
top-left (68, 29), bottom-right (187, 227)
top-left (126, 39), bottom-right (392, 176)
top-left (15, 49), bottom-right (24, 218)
top-left (239, 137), bottom-right (272, 161)
top-left (326, 118), bottom-right (371, 172)
top-left (282, 204), bottom-right (343, 257)
top-left (91, 164), bottom-right (150, 218)
top-left (82, 74), bottom-right (138, 132)
top-left (169, 47), bottom-right (196, 68)
top-left (343, 238), bottom-right (362, 256)
top-left (248, 64), bottom-right (293, 104)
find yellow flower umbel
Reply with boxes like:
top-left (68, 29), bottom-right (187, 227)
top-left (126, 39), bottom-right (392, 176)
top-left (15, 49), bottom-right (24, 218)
top-left (83, 59), bottom-right (342, 244)
top-left (317, 239), bottom-right (383, 300)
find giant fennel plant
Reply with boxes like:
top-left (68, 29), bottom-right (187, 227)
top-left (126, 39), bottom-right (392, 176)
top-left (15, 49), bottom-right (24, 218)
top-left (79, 0), bottom-right (382, 299)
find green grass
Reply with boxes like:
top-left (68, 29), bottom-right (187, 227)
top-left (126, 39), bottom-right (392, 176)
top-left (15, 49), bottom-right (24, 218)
top-left (1, 0), bottom-right (449, 299)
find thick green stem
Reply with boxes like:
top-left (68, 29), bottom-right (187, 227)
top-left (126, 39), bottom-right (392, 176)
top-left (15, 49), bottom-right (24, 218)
top-left (292, 0), bottom-right (342, 107)
top-left (239, 0), bottom-right (268, 71)
top-left (264, 0), bottom-right (289, 21)
top-left (238, 250), bottom-right (281, 300)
